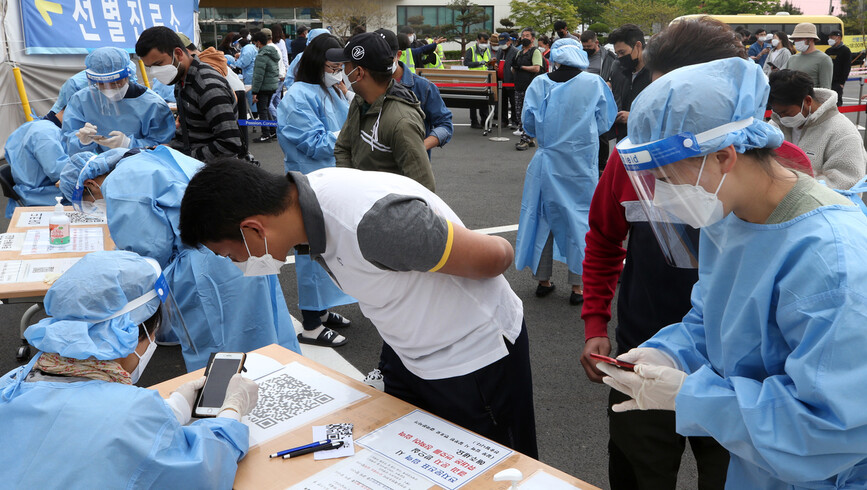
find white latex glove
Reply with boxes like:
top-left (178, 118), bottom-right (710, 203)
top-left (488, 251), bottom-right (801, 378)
top-left (76, 122), bottom-right (99, 145)
top-left (218, 373), bottom-right (259, 418)
top-left (165, 376), bottom-right (206, 425)
top-left (599, 363), bottom-right (687, 412)
top-left (617, 347), bottom-right (678, 369)
top-left (97, 131), bottom-right (131, 149)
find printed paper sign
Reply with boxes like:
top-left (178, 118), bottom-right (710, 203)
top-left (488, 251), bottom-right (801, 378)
top-left (357, 410), bottom-right (512, 489)
top-left (288, 449), bottom-right (433, 490)
top-left (0, 261), bottom-right (23, 283)
top-left (0, 233), bottom-right (25, 252)
top-left (21, 228), bottom-right (103, 255)
top-left (17, 211), bottom-right (106, 227)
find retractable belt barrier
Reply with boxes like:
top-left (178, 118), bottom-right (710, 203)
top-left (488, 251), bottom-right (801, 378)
top-left (763, 104), bottom-right (867, 119)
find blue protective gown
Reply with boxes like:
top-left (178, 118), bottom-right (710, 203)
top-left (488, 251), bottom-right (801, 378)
top-left (103, 146), bottom-right (300, 371)
top-left (151, 79), bottom-right (177, 103)
top-left (3, 120), bottom-right (69, 217)
top-left (50, 63), bottom-right (138, 114)
top-left (514, 72), bottom-right (616, 275)
top-left (0, 355), bottom-right (248, 489)
top-left (643, 205), bottom-right (867, 489)
top-left (277, 81), bottom-right (356, 311)
top-left (236, 44), bottom-right (258, 114)
top-left (62, 84), bottom-right (175, 156)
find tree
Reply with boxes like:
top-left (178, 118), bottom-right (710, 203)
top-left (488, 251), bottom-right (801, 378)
top-left (778, 0), bottom-right (803, 14)
top-left (448, 0), bottom-right (491, 55)
top-left (509, 0), bottom-right (580, 37)
top-left (320, 0), bottom-right (391, 39)
top-left (843, 0), bottom-right (867, 50)
top-left (603, 0), bottom-right (680, 35)
top-left (574, 0), bottom-right (607, 27)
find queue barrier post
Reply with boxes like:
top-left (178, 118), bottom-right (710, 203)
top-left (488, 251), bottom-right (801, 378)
top-left (489, 81), bottom-right (509, 142)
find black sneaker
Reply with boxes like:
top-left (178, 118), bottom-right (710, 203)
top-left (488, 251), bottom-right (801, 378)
top-left (516, 140), bottom-right (529, 151)
top-left (535, 283), bottom-right (555, 297)
top-left (254, 135), bottom-right (273, 143)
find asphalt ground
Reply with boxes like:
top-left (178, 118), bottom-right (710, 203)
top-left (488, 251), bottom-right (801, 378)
top-left (1, 79), bottom-right (865, 489)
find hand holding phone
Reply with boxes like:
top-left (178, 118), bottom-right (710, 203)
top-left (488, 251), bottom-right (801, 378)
top-left (590, 353), bottom-right (636, 371)
top-left (194, 352), bottom-right (247, 417)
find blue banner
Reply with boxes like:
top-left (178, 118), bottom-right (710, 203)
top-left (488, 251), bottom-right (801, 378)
top-left (19, 0), bottom-right (198, 54)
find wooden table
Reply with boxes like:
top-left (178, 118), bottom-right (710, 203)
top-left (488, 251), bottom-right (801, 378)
top-left (152, 344), bottom-right (600, 490)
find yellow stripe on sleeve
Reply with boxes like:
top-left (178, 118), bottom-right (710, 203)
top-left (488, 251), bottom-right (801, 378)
top-left (428, 220), bottom-right (454, 272)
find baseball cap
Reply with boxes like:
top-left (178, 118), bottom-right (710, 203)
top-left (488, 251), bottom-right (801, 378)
top-left (375, 29), bottom-right (399, 56)
top-left (498, 32), bottom-right (510, 41)
top-left (260, 27), bottom-right (272, 38)
top-left (176, 32), bottom-right (194, 49)
top-left (326, 32), bottom-right (394, 72)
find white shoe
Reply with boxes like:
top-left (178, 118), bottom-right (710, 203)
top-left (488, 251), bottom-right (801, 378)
top-left (363, 368), bottom-right (385, 391)
top-left (512, 129), bottom-right (523, 135)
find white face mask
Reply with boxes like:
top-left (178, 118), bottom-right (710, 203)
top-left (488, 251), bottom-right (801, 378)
top-left (652, 155), bottom-right (727, 229)
top-left (235, 229), bottom-right (284, 276)
top-left (247, 34), bottom-right (252, 41)
top-left (323, 71), bottom-right (342, 87)
top-left (345, 66), bottom-right (360, 86)
top-left (392, 61), bottom-right (399, 73)
top-left (129, 330), bottom-right (156, 384)
top-left (408, 34), bottom-right (415, 43)
top-left (828, 38), bottom-right (837, 46)
top-left (478, 43), bottom-right (489, 50)
top-left (794, 40), bottom-right (809, 52)
top-left (771, 39), bottom-right (780, 47)
top-left (100, 83), bottom-right (129, 102)
top-left (778, 99), bottom-right (811, 128)
top-left (148, 53), bottom-right (180, 86)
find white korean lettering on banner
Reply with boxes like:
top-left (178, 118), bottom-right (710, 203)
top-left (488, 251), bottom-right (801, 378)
top-left (127, 0), bottom-right (145, 39)
top-left (72, 0), bottom-right (101, 42)
top-left (169, 5), bottom-right (181, 32)
top-left (101, 0), bottom-right (125, 43)
top-left (149, 3), bottom-right (164, 27)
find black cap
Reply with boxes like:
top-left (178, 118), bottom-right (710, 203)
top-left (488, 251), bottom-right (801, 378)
top-left (326, 32), bottom-right (394, 72)
top-left (375, 29), bottom-right (399, 56)
top-left (830, 30), bottom-right (842, 37)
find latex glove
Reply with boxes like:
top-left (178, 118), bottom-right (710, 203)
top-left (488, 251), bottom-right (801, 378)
top-left (97, 131), bottom-right (131, 149)
top-left (165, 376), bottom-right (206, 425)
top-left (598, 363), bottom-right (687, 412)
top-left (218, 373), bottom-right (259, 418)
top-left (616, 347), bottom-right (678, 369)
top-left (76, 123), bottom-right (98, 145)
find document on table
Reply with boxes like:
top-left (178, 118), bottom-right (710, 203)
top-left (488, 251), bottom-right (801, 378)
top-left (0, 261), bottom-right (23, 283)
top-left (519, 470), bottom-right (584, 489)
top-left (17, 211), bottom-right (107, 227)
top-left (288, 449), bottom-right (433, 490)
top-left (21, 228), bottom-right (104, 255)
top-left (15, 258), bottom-right (81, 283)
top-left (0, 233), bottom-right (25, 251)
top-left (243, 362), bottom-right (368, 447)
top-left (356, 409), bottom-right (513, 490)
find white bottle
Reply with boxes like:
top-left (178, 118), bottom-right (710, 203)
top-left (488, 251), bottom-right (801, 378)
top-left (49, 196), bottom-right (70, 249)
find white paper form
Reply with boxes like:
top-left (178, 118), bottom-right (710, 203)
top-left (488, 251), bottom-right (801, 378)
top-left (518, 470), bottom-right (584, 489)
top-left (21, 228), bottom-right (104, 255)
top-left (0, 261), bottom-right (23, 284)
top-left (312, 423), bottom-right (355, 460)
top-left (356, 410), bottom-right (513, 490)
top-left (0, 233), bottom-right (25, 251)
top-left (244, 362), bottom-right (368, 447)
top-left (241, 352), bottom-right (285, 381)
top-left (16, 258), bottom-right (81, 283)
top-left (288, 449), bottom-right (433, 490)
top-left (17, 211), bottom-right (107, 227)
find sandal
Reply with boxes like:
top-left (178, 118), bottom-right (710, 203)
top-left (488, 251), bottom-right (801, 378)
top-left (297, 327), bottom-right (347, 347)
top-left (322, 312), bottom-right (351, 328)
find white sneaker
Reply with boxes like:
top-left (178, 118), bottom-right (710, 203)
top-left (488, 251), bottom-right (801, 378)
top-left (363, 368), bottom-right (385, 391)
top-left (512, 129), bottom-right (523, 136)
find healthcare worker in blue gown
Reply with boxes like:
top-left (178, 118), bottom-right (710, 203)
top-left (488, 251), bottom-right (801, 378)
top-left (3, 115), bottom-right (69, 217)
top-left (58, 147), bottom-right (301, 370)
top-left (277, 33), bottom-right (356, 347)
top-left (62, 46), bottom-right (174, 156)
top-left (0, 251), bottom-right (258, 489)
top-left (46, 59), bottom-right (139, 122)
top-left (514, 38), bottom-right (616, 305)
top-left (599, 57), bottom-right (867, 489)
top-left (282, 28), bottom-right (330, 91)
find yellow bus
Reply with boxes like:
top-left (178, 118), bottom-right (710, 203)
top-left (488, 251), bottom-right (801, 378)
top-left (672, 14), bottom-right (847, 51)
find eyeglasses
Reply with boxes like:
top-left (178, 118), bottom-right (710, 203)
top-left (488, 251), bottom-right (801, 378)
top-left (324, 63), bottom-right (344, 73)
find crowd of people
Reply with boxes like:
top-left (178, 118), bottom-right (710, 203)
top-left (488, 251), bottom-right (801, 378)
top-left (2, 15), bottom-right (867, 489)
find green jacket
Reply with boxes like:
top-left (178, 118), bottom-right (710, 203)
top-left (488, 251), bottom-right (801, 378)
top-left (251, 44), bottom-right (280, 94)
top-left (335, 80), bottom-right (434, 191)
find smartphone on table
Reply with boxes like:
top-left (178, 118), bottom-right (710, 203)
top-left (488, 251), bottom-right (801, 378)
top-left (194, 352), bottom-right (247, 417)
top-left (589, 353), bottom-right (635, 371)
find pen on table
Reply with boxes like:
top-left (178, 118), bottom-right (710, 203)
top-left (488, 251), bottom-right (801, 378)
top-left (282, 440), bottom-right (344, 459)
top-left (269, 440), bottom-right (329, 459)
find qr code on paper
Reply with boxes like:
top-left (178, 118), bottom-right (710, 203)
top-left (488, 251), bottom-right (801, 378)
top-left (326, 423), bottom-right (353, 442)
top-left (247, 374), bottom-right (335, 429)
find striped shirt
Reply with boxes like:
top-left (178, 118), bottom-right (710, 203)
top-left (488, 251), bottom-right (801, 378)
top-left (177, 58), bottom-right (242, 161)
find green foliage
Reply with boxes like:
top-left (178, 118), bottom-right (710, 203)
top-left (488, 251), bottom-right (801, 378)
top-left (443, 49), bottom-right (463, 60)
top-left (778, 0), bottom-right (803, 14)
top-left (588, 22), bottom-right (610, 34)
top-left (603, 0), bottom-right (680, 35)
top-left (508, 0), bottom-right (579, 36)
top-left (500, 18), bottom-right (515, 29)
top-left (574, 0), bottom-right (607, 26)
top-left (843, 0), bottom-right (867, 39)
top-left (448, 0), bottom-right (491, 55)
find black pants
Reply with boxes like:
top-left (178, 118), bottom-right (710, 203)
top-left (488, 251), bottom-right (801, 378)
top-left (608, 389), bottom-right (730, 490)
top-left (256, 90), bottom-right (276, 137)
top-left (378, 322), bottom-right (538, 458)
top-left (832, 83), bottom-right (844, 107)
top-left (300, 309), bottom-right (326, 331)
top-left (470, 100), bottom-right (490, 125)
top-left (599, 135), bottom-right (611, 174)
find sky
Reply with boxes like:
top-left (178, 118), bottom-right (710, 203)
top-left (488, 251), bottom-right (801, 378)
top-left (787, 0), bottom-right (843, 16)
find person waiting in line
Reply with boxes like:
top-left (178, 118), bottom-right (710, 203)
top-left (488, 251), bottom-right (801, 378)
top-left (179, 158), bottom-right (538, 459)
top-left (0, 251), bottom-right (258, 489)
top-left (58, 147), bottom-right (301, 370)
top-left (826, 30), bottom-right (852, 106)
top-left (329, 33), bottom-right (434, 192)
top-left (464, 32), bottom-right (495, 130)
top-left (136, 27), bottom-right (245, 162)
top-left (515, 39), bottom-right (615, 305)
top-left (270, 24), bottom-right (290, 82)
top-left (234, 29), bottom-right (260, 118)
top-left (63, 47), bottom-right (174, 156)
top-left (537, 36), bottom-right (552, 63)
top-left (768, 69), bottom-right (867, 189)
top-left (783, 22), bottom-right (833, 89)
top-left (763, 31), bottom-right (795, 75)
top-left (250, 31), bottom-right (281, 143)
top-left (601, 56), bottom-right (867, 490)
top-left (581, 29), bottom-right (619, 172)
top-left (580, 18), bottom-right (739, 490)
top-left (277, 33), bottom-right (357, 348)
top-left (513, 28), bottom-right (544, 151)
top-left (747, 28), bottom-right (771, 68)
top-left (553, 20), bottom-right (579, 41)
top-left (608, 24), bottom-right (651, 142)
top-left (496, 32), bottom-right (519, 130)
top-left (379, 29), bottom-right (453, 160)
top-left (3, 112), bottom-right (70, 217)
top-left (290, 25), bottom-right (309, 62)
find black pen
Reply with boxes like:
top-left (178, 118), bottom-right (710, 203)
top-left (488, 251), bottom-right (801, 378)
top-left (269, 440), bottom-right (329, 459)
top-left (282, 440), bottom-right (344, 459)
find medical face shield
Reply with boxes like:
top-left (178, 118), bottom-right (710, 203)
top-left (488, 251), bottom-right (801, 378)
top-left (71, 154), bottom-right (105, 216)
top-left (616, 118), bottom-right (754, 268)
top-left (85, 66), bottom-right (130, 116)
